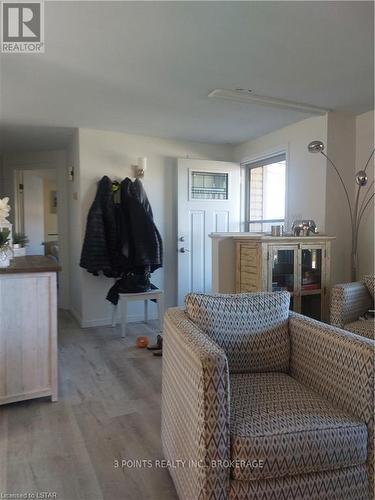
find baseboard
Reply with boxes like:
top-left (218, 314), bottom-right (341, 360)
top-left (69, 307), bottom-right (83, 327)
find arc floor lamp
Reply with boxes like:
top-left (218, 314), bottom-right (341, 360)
top-left (308, 140), bottom-right (374, 281)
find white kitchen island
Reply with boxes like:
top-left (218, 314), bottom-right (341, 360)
top-left (0, 256), bottom-right (60, 405)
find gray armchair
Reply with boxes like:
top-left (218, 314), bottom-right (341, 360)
top-left (330, 275), bottom-right (374, 339)
top-left (161, 292), bottom-right (374, 500)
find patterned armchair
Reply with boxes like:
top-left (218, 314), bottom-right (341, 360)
top-left (330, 275), bottom-right (374, 340)
top-left (161, 292), bottom-right (374, 500)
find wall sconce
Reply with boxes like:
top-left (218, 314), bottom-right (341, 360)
top-left (133, 157), bottom-right (147, 179)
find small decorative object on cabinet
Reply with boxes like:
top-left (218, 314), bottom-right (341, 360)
top-left (233, 235), bottom-right (334, 321)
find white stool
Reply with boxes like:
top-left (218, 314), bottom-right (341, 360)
top-left (112, 290), bottom-right (164, 338)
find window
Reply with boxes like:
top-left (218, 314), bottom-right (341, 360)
top-left (191, 171), bottom-right (228, 200)
top-left (245, 153), bottom-right (286, 232)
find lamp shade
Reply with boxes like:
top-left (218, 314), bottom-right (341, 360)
top-left (308, 141), bottom-right (325, 153)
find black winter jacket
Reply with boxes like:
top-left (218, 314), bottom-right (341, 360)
top-left (80, 176), bottom-right (163, 277)
top-left (80, 176), bottom-right (122, 277)
top-left (119, 178), bottom-right (163, 273)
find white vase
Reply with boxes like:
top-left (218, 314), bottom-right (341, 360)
top-left (0, 250), bottom-right (10, 267)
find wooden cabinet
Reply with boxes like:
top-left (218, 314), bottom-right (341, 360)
top-left (235, 236), bottom-right (334, 321)
top-left (0, 257), bottom-right (59, 405)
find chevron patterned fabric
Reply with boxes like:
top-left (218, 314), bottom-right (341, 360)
top-left (345, 318), bottom-right (375, 340)
top-left (161, 295), bottom-right (374, 500)
top-left (364, 275), bottom-right (374, 300)
top-left (330, 277), bottom-right (373, 330)
top-left (161, 308), bottom-right (230, 500)
top-left (229, 465), bottom-right (369, 499)
top-left (185, 292), bottom-right (290, 373)
top-left (289, 312), bottom-right (374, 498)
top-left (230, 372), bottom-right (367, 481)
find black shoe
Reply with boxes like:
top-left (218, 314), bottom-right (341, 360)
top-left (147, 334), bottom-right (163, 351)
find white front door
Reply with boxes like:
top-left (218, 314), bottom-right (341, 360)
top-left (177, 159), bottom-right (240, 305)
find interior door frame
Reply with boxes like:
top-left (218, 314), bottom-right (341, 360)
top-left (8, 156), bottom-right (69, 309)
top-left (177, 159), bottom-right (241, 305)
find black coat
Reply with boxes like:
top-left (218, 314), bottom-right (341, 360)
top-left (80, 176), bottom-right (163, 277)
top-left (119, 178), bottom-right (163, 273)
top-left (80, 176), bottom-right (122, 277)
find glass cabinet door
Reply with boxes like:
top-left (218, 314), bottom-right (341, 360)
top-left (300, 246), bottom-right (324, 320)
top-left (269, 246), bottom-right (297, 311)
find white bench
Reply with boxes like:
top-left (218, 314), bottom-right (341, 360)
top-left (112, 290), bottom-right (164, 338)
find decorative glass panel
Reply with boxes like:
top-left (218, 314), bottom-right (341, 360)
top-left (301, 295), bottom-right (321, 320)
top-left (191, 171), bottom-right (228, 200)
top-left (301, 249), bottom-right (322, 291)
top-left (271, 249), bottom-right (294, 293)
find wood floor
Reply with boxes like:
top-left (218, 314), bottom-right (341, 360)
top-left (0, 311), bottom-right (178, 500)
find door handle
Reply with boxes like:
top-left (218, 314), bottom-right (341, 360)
top-left (179, 247), bottom-right (190, 253)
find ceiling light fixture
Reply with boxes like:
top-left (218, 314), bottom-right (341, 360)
top-left (208, 89), bottom-right (330, 115)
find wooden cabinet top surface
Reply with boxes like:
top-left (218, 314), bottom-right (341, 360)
top-left (210, 232), bottom-right (336, 242)
top-left (0, 255), bottom-right (61, 274)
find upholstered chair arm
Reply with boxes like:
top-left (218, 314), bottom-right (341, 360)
top-left (289, 312), bottom-right (374, 496)
top-left (161, 308), bottom-right (230, 500)
top-left (330, 281), bottom-right (372, 327)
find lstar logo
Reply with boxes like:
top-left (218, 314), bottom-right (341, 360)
top-left (1, 1), bottom-right (44, 53)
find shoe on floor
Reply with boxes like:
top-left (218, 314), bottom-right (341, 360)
top-left (147, 334), bottom-right (163, 350)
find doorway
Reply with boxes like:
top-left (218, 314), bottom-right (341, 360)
top-left (177, 159), bottom-right (240, 305)
top-left (15, 169), bottom-right (59, 260)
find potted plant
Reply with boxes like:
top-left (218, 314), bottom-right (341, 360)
top-left (0, 228), bottom-right (11, 267)
top-left (13, 232), bottom-right (29, 257)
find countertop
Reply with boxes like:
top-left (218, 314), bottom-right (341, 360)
top-left (0, 255), bottom-right (61, 274)
top-left (209, 232), bottom-right (336, 241)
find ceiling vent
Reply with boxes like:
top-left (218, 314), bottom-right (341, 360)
top-left (208, 89), bottom-right (330, 115)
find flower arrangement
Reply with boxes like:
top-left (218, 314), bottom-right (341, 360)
top-left (0, 198), bottom-right (11, 224)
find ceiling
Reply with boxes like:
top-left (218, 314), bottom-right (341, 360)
top-left (0, 1), bottom-right (373, 152)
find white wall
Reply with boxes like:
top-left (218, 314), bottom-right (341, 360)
top-left (326, 111), bottom-right (355, 284)
top-left (356, 110), bottom-right (374, 278)
top-left (234, 115), bottom-right (328, 233)
top-left (1, 150), bottom-right (70, 309)
top-left (74, 128), bottom-right (233, 327)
